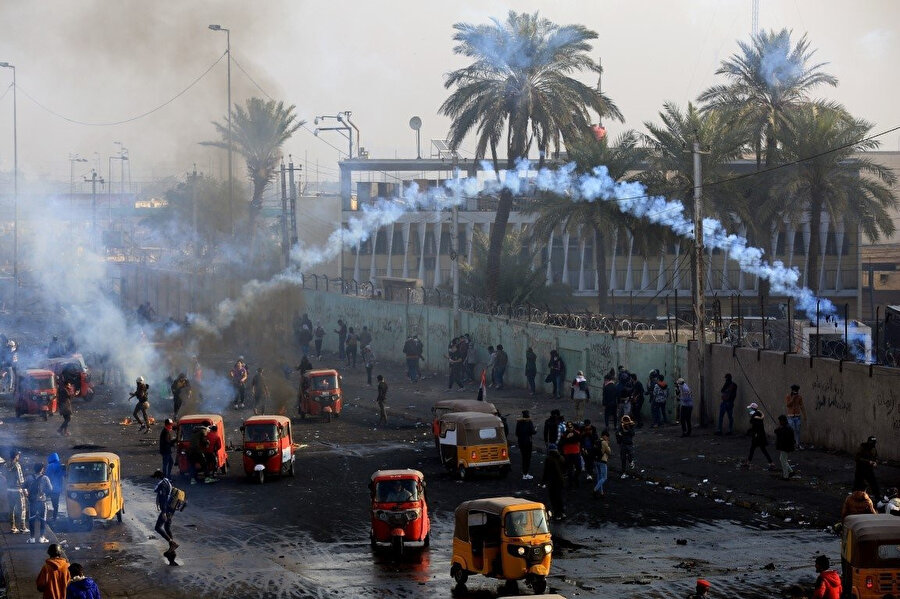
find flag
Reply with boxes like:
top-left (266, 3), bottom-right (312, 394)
top-left (477, 369), bottom-right (487, 402)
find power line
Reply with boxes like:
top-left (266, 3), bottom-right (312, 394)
top-left (0, 82), bottom-right (11, 103)
top-left (16, 52), bottom-right (226, 126)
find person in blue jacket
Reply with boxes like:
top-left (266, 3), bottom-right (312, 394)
top-left (65, 563), bottom-right (101, 599)
top-left (46, 453), bottom-right (66, 522)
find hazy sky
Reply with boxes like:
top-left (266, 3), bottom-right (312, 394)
top-left (0, 0), bottom-right (897, 189)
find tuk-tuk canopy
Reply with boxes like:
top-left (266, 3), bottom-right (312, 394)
top-left (432, 399), bottom-right (498, 416)
top-left (844, 514), bottom-right (900, 543)
top-left (67, 452), bottom-right (120, 484)
top-left (440, 411), bottom-right (506, 445)
top-left (370, 469), bottom-right (424, 482)
top-left (244, 415), bottom-right (291, 426)
top-left (305, 370), bottom-right (340, 391)
top-left (21, 369), bottom-right (56, 390)
top-left (178, 413), bottom-right (222, 424)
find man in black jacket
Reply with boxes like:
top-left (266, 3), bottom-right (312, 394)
top-left (515, 410), bottom-right (537, 480)
top-left (541, 444), bottom-right (566, 520)
top-left (542, 409), bottom-right (562, 447)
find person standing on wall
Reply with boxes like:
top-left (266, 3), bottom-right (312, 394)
top-left (784, 384), bottom-right (807, 449)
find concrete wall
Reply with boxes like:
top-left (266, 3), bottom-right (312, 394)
top-left (302, 289), bottom-right (687, 407)
top-left (690, 342), bottom-right (900, 460)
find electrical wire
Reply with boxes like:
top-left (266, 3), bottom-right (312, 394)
top-left (0, 82), bottom-right (11, 103)
top-left (16, 52), bottom-right (227, 126)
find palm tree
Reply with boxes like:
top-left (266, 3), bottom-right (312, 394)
top-left (203, 97), bottom-right (304, 233)
top-left (459, 229), bottom-right (555, 306)
top-left (771, 103), bottom-right (897, 293)
top-left (440, 10), bottom-right (622, 303)
top-left (641, 102), bottom-right (751, 309)
top-left (527, 132), bottom-right (648, 312)
top-left (698, 28), bottom-right (837, 169)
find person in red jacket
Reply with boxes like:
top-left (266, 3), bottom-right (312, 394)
top-left (812, 555), bottom-right (842, 599)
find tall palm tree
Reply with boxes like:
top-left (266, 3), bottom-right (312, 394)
top-left (204, 97), bottom-right (304, 233)
top-left (771, 103), bottom-right (897, 293)
top-left (440, 10), bottom-right (622, 302)
top-left (527, 132), bottom-right (648, 312)
top-left (641, 102), bottom-right (752, 309)
top-left (698, 28), bottom-right (837, 169)
top-left (459, 229), bottom-right (550, 306)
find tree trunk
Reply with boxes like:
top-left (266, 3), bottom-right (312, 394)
top-left (806, 199), bottom-right (823, 293)
top-left (594, 226), bottom-right (608, 314)
top-left (485, 187), bottom-right (513, 303)
top-left (248, 178), bottom-right (265, 266)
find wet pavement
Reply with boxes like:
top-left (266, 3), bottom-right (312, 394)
top-left (0, 349), bottom-right (896, 598)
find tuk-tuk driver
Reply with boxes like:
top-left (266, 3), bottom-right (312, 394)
top-left (384, 480), bottom-right (414, 503)
top-left (506, 511), bottom-right (529, 537)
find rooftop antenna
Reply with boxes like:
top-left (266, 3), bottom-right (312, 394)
top-left (409, 116), bottom-right (422, 159)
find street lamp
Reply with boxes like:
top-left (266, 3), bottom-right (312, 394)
top-left (0, 62), bottom-right (17, 311)
top-left (314, 112), bottom-right (356, 159)
top-left (68, 154), bottom-right (87, 197)
top-left (208, 24), bottom-right (234, 236)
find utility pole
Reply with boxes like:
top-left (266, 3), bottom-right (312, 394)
top-left (451, 156), bottom-right (460, 336)
top-left (85, 170), bottom-right (105, 253)
top-left (692, 141), bottom-right (708, 426)
top-left (287, 158), bottom-right (300, 266)
top-left (191, 164), bottom-right (199, 259)
top-left (0, 62), bottom-right (18, 311)
top-left (280, 160), bottom-right (288, 268)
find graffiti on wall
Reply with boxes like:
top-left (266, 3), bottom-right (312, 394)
top-left (810, 374), bottom-right (851, 414)
top-left (874, 387), bottom-right (900, 431)
top-left (588, 340), bottom-right (614, 382)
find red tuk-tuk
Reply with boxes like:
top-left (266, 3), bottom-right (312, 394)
top-left (241, 415), bottom-right (295, 484)
top-left (176, 414), bottom-right (228, 481)
top-left (43, 354), bottom-right (94, 401)
top-left (299, 369), bottom-right (343, 422)
top-left (369, 469), bottom-right (430, 557)
top-left (15, 369), bottom-right (58, 420)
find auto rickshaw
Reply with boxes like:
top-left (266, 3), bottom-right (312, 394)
top-left (15, 369), bottom-right (58, 420)
top-left (176, 414), bottom-right (229, 481)
top-left (841, 514), bottom-right (900, 598)
top-left (299, 369), bottom-right (343, 422)
top-left (451, 497), bottom-right (552, 594)
top-left (431, 399), bottom-right (499, 446)
top-left (43, 353), bottom-right (93, 401)
top-left (369, 469), bottom-right (431, 557)
top-left (241, 415), bottom-right (295, 484)
top-left (65, 452), bottom-right (124, 530)
top-left (437, 411), bottom-right (510, 480)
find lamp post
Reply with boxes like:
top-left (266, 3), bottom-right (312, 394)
top-left (0, 62), bottom-right (17, 311)
top-left (208, 24), bottom-right (233, 237)
top-left (313, 112), bottom-right (354, 159)
top-left (69, 154), bottom-right (87, 197)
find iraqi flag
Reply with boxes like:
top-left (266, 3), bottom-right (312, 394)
top-left (477, 369), bottom-right (487, 402)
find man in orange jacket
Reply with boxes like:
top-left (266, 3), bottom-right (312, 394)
top-left (812, 555), bottom-right (842, 599)
top-left (35, 544), bottom-right (70, 599)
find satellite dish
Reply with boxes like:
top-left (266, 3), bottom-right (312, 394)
top-left (409, 116), bottom-right (422, 131)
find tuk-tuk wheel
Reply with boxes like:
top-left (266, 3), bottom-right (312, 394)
top-left (423, 532), bottom-right (430, 548)
top-left (116, 509), bottom-right (123, 523)
top-left (451, 564), bottom-right (468, 587)
top-left (325, 411), bottom-right (332, 423)
top-left (391, 536), bottom-right (404, 558)
top-left (531, 577), bottom-right (547, 594)
top-left (503, 579), bottom-right (518, 593)
top-left (499, 466), bottom-right (510, 479)
top-left (457, 465), bottom-right (467, 481)
top-left (41, 412), bottom-right (48, 422)
top-left (369, 532), bottom-right (376, 549)
top-left (257, 470), bottom-right (265, 485)
top-left (83, 518), bottom-right (94, 531)
top-left (299, 411), bottom-right (306, 420)
top-left (15, 409), bottom-right (22, 418)
top-left (288, 460), bottom-right (295, 477)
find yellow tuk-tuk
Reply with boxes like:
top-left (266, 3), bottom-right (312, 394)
top-left (841, 514), bottom-right (900, 598)
top-left (451, 497), bottom-right (553, 594)
top-left (431, 399), bottom-right (499, 444)
top-left (437, 411), bottom-right (510, 480)
top-left (65, 452), bottom-right (124, 530)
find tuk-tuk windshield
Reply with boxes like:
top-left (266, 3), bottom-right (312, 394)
top-left (68, 462), bottom-right (109, 484)
top-left (310, 375), bottom-right (338, 391)
top-left (177, 421), bottom-right (214, 442)
top-left (245, 424), bottom-right (278, 442)
top-left (375, 479), bottom-right (419, 503)
top-left (22, 375), bottom-right (53, 392)
top-left (877, 543), bottom-right (900, 562)
top-left (505, 509), bottom-right (550, 537)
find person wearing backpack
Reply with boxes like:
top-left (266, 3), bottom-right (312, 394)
top-left (650, 375), bottom-right (670, 427)
top-left (26, 463), bottom-right (52, 544)
top-left (153, 470), bottom-right (185, 553)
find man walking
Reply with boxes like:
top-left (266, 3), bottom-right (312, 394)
top-left (744, 403), bottom-right (775, 469)
top-left (230, 359), bottom-right (248, 410)
top-left (159, 419), bottom-right (176, 480)
top-left (345, 327), bottom-right (359, 368)
top-left (130, 376), bottom-right (151, 432)
top-left (6, 449), bottom-right (28, 534)
top-left (35, 544), bottom-right (70, 599)
top-left (515, 410), bottom-right (537, 480)
top-left (541, 443), bottom-right (566, 521)
top-left (153, 470), bottom-right (184, 553)
top-left (251, 367), bottom-right (269, 415)
top-left (785, 384), bottom-right (806, 449)
top-left (334, 319), bottom-right (347, 361)
top-left (403, 335), bottom-right (420, 382)
top-left (375, 375), bottom-right (388, 426)
top-left (715, 373), bottom-right (737, 435)
top-left (676, 378), bottom-right (693, 437)
top-left (493, 345), bottom-right (508, 390)
top-left (774, 415), bottom-right (796, 480)
top-left (524, 347), bottom-right (537, 395)
top-left (617, 415), bottom-right (636, 477)
top-left (854, 436), bottom-right (880, 499)
top-left (26, 463), bottom-right (52, 544)
top-left (313, 322), bottom-right (325, 360)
